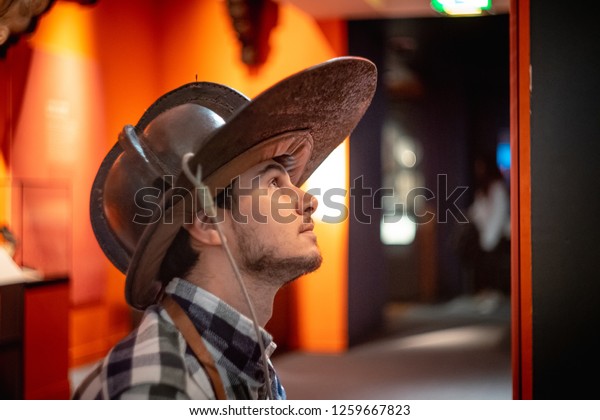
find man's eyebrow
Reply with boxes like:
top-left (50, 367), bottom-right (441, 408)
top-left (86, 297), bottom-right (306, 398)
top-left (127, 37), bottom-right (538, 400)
top-left (255, 162), bottom-right (287, 178)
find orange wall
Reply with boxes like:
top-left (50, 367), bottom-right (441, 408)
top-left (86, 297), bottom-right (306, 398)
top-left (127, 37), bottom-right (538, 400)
top-left (156, 0), bottom-right (347, 96)
top-left (0, 156), bottom-right (7, 225)
top-left (2, 0), bottom-right (350, 370)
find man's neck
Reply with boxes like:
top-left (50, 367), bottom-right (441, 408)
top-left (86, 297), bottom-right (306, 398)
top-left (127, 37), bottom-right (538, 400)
top-left (185, 249), bottom-right (278, 327)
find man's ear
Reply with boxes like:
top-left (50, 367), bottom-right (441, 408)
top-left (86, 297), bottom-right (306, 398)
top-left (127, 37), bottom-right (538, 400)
top-left (184, 211), bottom-right (222, 246)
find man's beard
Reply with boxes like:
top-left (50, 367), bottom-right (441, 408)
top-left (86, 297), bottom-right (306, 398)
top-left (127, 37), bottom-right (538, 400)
top-left (232, 223), bottom-right (323, 286)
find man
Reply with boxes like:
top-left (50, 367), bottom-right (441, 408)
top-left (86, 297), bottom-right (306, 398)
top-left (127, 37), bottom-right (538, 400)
top-left (74, 57), bottom-right (376, 399)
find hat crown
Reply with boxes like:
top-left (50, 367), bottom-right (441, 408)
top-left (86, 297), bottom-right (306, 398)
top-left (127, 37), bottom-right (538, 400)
top-left (91, 82), bottom-right (249, 273)
top-left (141, 104), bottom-right (226, 177)
top-left (103, 104), bottom-right (225, 256)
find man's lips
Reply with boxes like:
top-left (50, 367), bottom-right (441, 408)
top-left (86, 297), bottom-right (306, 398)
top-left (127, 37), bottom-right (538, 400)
top-left (299, 223), bottom-right (315, 234)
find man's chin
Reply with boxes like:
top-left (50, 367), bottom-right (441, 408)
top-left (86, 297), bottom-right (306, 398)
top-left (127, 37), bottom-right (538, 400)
top-left (242, 249), bottom-right (323, 285)
top-left (304, 252), bottom-right (323, 274)
top-left (280, 252), bottom-right (323, 285)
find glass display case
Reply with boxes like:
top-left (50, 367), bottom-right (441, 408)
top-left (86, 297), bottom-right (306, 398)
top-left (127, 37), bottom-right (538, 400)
top-left (0, 178), bottom-right (70, 399)
top-left (1, 178), bottom-right (71, 279)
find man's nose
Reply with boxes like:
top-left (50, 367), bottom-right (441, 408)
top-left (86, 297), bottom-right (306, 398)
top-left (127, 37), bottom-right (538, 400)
top-left (297, 188), bottom-right (318, 217)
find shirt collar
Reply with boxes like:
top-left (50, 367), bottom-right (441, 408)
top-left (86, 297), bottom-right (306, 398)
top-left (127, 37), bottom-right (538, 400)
top-left (164, 278), bottom-right (276, 390)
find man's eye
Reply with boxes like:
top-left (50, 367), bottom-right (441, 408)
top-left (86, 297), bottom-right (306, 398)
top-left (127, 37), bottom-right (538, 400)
top-left (269, 178), bottom-right (280, 188)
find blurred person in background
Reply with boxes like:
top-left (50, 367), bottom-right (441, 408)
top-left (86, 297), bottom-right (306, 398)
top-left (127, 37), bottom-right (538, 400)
top-left (467, 153), bottom-right (511, 312)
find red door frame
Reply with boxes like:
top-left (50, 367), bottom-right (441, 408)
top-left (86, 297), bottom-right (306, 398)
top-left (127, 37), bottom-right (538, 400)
top-left (509, 0), bottom-right (533, 400)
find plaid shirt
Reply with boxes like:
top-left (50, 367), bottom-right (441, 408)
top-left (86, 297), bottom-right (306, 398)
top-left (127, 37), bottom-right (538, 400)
top-left (73, 278), bottom-right (286, 400)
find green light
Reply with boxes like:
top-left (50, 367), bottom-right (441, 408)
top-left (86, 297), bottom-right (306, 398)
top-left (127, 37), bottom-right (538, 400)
top-left (431, 0), bottom-right (492, 16)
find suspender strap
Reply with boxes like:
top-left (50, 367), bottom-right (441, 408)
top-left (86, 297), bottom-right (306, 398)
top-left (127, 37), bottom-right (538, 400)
top-left (162, 295), bottom-right (227, 400)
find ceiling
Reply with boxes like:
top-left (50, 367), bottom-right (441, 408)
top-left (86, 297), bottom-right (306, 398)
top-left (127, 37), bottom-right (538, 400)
top-left (282, 0), bottom-right (510, 19)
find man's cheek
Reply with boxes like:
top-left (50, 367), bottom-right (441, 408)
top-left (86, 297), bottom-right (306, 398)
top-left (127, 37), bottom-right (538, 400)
top-left (271, 193), bottom-right (296, 224)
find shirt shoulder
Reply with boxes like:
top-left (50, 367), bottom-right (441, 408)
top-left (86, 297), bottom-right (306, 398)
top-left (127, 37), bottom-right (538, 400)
top-left (72, 307), bottom-right (213, 400)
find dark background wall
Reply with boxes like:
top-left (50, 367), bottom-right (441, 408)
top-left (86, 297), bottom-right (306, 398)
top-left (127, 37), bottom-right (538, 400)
top-left (347, 21), bottom-right (388, 345)
top-left (530, 1), bottom-right (600, 399)
top-left (347, 15), bottom-right (509, 343)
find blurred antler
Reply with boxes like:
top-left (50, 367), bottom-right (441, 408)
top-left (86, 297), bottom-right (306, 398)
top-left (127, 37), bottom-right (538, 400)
top-left (0, 0), bottom-right (53, 46)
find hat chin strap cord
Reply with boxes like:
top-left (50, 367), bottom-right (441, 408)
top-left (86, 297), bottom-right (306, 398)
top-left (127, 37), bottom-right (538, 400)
top-left (181, 153), bottom-right (274, 400)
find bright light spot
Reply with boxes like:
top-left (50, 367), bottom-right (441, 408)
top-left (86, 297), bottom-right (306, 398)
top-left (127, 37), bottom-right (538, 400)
top-left (393, 136), bottom-right (418, 168)
top-left (304, 141), bottom-right (347, 223)
top-left (400, 150), bottom-right (417, 168)
top-left (431, 0), bottom-right (492, 15)
top-left (496, 142), bottom-right (510, 171)
top-left (388, 325), bottom-right (506, 351)
top-left (380, 215), bottom-right (416, 245)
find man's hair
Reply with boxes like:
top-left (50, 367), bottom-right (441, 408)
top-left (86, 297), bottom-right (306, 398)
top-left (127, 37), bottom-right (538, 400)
top-left (158, 182), bottom-right (235, 283)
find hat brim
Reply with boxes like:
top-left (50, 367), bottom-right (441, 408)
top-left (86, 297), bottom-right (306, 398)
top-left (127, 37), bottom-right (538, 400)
top-left (123, 57), bottom-right (377, 309)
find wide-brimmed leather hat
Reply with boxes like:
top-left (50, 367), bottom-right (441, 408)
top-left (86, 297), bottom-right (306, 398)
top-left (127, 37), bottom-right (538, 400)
top-left (90, 56), bottom-right (377, 310)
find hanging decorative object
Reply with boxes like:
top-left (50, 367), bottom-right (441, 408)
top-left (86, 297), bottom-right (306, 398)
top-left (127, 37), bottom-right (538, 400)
top-left (0, 0), bottom-right (97, 56)
top-left (0, 0), bottom-right (53, 48)
top-left (226, 0), bottom-right (279, 67)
